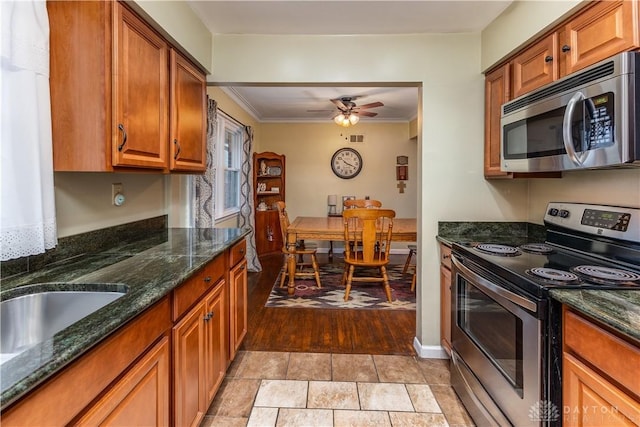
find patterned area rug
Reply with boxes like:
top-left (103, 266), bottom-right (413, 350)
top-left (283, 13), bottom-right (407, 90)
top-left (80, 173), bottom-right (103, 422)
top-left (265, 263), bottom-right (415, 310)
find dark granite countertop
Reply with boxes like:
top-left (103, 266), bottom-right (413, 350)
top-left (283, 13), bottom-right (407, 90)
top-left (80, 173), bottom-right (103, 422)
top-left (0, 227), bottom-right (249, 409)
top-left (550, 289), bottom-right (640, 343)
top-left (436, 221), bottom-right (547, 247)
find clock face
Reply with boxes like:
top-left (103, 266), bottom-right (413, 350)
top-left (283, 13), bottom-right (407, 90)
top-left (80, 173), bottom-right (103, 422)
top-left (331, 148), bottom-right (362, 179)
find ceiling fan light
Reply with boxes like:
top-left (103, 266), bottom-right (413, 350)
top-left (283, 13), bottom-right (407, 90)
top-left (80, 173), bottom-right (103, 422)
top-left (349, 114), bottom-right (359, 125)
top-left (334, 114), bottom-right (346, 125)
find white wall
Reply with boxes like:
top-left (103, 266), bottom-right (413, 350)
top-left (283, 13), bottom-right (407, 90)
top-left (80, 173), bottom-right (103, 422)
top-left (210, 33), bottom-right (530, 355)
top-left (55, 173), bottom-right (166, 238)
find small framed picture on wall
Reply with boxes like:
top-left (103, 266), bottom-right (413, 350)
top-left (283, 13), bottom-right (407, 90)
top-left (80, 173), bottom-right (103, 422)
top-left (396, 165), bottom-right (408, 180)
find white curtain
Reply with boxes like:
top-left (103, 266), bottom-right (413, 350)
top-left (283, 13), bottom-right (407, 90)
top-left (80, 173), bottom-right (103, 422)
top-left (1, 0), bottom-right (57, 261)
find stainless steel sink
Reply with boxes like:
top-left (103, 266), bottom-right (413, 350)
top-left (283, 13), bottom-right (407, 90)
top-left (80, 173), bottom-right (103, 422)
top-left (0, 287), bottom-right (127, 363)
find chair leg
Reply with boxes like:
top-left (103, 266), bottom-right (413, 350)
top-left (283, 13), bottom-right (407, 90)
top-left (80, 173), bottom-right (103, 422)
top-left (403, 248), bottom-right (415, 274)
top-left (341, 262), bottom-right (349, 286)
top-left (411, 272), bottom-right (416, 292)
top-left (344, 265), bottom-right (355, 301)
top-left (311, 253), bottom-right (322, 288)
top-left (279, 258), bottom-right (288, 288)
top-left (380, 266), bottom-right (393, 302)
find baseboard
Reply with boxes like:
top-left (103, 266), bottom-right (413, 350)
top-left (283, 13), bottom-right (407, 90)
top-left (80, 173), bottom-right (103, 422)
top-left (413, 336), bottom-right (450, 359)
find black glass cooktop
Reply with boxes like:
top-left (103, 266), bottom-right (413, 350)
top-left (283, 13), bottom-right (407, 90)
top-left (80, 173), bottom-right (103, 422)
top-left (453, 240), bottom-right (640, 298)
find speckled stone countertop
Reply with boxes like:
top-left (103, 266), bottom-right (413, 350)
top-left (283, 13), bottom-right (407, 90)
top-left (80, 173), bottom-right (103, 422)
top-left (436, 221), bottom-right (547, 247)
top-left (550, 289), bottom-right (640, 343)
top-left (0, 227), bottom-right (249, 409)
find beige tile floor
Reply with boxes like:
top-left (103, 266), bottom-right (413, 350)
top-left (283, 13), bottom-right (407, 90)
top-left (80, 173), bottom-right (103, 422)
top-left (201, 351), bottom-right (474, 427)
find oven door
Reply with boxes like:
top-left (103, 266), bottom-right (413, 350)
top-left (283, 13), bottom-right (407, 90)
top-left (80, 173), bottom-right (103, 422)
top-left (451, 254), bottom-right (543, 427)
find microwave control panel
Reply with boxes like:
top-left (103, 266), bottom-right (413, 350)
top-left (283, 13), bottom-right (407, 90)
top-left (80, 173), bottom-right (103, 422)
top-left (585, 93), bottom-right (614, 150)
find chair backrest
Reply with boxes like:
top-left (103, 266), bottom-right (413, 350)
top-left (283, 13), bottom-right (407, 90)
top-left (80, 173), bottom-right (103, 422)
top-left (275, 201), bottom-right (289, 246)
top-left (344, 199), bottom-right (382, 209)
top-left (342, 208), bottom-right (395, 263)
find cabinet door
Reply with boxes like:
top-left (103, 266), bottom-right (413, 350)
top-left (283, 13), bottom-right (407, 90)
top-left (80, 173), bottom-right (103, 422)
top-left (440, 264), bottom-right (451, 355)
top-left (230, 259), bottom-right (248, 360)
top-left (255, 210), bottom-right (282, 256)
top-left (511, 33), bottom-right (559, 98)
top-left (173, 303), bottom-right (206, 427)
top-left (204, 282), bottom-right (228, 404)
top-left (74, 336), bottom-right (170, 426)
top-left (112, 3), bottom-right (168, 170)
top-left (484, 64), bottom-right (511, 178)
top-left (170, 50), bottom-right (206, 172)
top-left (563, 353), bottom-right (640, 426)
top-left (559, 0), bottom-right (640, 76)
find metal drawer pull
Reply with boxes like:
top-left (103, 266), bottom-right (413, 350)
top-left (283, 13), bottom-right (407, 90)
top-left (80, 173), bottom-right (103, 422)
top-left (545, 55), bottom-right (553, 62)
top-left (204, 276), bottom-right (211, 283)
top-left (561, 45), bottom-right (571, 52)
top-left (204, 311), bottom-right (214, 321)
top-left (117, 124), bottom-right (127, 151)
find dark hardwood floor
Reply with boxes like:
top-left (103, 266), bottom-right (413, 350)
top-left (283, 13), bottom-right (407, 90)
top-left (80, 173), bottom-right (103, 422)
top-left (241, 252), bottom-right (417, 355)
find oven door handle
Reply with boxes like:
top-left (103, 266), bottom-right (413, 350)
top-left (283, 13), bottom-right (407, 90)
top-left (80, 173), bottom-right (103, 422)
top-left (452, 254), bottom-right (538, 313)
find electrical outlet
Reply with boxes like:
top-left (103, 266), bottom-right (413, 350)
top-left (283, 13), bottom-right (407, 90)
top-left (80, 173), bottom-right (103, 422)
top-left (112, 183), bottom-right (123, 205)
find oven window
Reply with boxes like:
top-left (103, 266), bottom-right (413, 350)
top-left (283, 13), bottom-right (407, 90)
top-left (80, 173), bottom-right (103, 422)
top-left (458, 278), bottom-right (524, 394)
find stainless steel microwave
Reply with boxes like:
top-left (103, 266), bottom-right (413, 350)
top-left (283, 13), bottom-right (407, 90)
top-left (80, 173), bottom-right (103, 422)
top-left (501, 52), bottom-right (640, 172)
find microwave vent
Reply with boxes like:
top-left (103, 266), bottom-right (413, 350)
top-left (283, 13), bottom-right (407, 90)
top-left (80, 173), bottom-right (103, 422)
top-left (503, 61), bottom-right (615, 115)
top-left (349, 134), bottom-right (365, 143)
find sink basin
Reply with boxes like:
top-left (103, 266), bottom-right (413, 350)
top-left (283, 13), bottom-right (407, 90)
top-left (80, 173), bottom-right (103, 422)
top-left (0, 287), bottom-right (127, 363)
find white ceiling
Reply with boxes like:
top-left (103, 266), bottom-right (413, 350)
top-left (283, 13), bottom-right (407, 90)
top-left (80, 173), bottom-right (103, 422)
top-left (188, 1), bottom-right (513, 123)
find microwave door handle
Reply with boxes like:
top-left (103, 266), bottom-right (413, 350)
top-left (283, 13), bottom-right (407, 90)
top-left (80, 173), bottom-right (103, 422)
top-left (563, 92), bottom-right (585, 167)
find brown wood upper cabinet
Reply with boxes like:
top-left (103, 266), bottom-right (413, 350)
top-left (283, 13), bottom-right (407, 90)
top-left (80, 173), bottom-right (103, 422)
top-left (484, 0), bottom-right (639, 179)
top-left (512, 0), bottom-right (639, 98)
top-left (48, 1), bottom-right (206, 173)
top-left (170, 50), bottom-right (207, 172)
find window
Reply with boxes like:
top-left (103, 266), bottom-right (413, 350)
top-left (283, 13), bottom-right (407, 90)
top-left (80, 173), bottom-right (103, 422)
top-left (215, 112), bottom-right (243, 219)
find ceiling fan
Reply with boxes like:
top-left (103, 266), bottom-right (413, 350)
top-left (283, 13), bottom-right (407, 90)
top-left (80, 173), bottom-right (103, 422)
top-left (330, 96), bottom-right (384, 127)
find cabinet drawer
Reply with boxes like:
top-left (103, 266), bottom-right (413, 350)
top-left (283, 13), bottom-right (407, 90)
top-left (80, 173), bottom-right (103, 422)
top-left (563, 308), bottom-right (640, 398)
top-left (173, 256), bottom-right (225, 321)
top-left (439, 244), bottom-right (452, 270)
top-left (230, 239), bottom-right (247, 267)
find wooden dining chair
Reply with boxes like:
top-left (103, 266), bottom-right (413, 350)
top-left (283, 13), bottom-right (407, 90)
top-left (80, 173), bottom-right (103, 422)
top-left (403, 244), bottom-right (417, 292)
top-left (275, 201), bottom-right (322, 288)
top-left (344, 199), bottom-right (382, 209)
top-left (341, 208), bottom-right (396, 302)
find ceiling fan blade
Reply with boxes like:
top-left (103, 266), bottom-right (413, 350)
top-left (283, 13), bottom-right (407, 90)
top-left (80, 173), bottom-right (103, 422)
top-left (330, 98), bottom-right (348, 110)
top-left (357, 101), bottom-right (384, 109)
top-left (358, 111), bottom-right (378, 117)
top-left (307, 109), bottom-right (333, 112)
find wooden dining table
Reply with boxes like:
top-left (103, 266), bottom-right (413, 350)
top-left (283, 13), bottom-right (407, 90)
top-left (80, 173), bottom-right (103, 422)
top-left (285, 216), bottom-right (417, 295)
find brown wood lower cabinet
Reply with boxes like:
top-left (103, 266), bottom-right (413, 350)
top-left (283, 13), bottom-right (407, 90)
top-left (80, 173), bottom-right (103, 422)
top-left (562, 307), bottom-right (640, 426)
top-left (173, 280), bottom-right (227, 427)
top-left (230, 258), bottom-right (248, 360)
top-left (75, 336), bottom-right (170, 426)
top-left (439, 243), bottom-right (452, 355)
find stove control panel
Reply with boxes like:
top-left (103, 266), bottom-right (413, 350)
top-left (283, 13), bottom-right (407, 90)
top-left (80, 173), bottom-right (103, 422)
top-left (545, 202), bottom-right (639, 243)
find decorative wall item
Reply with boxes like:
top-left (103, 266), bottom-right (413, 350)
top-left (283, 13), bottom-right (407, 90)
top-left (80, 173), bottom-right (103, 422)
top-left (396, 165), bottom-right (408, 181)
top-left (342, 195), bottom-right (355, 209)
top-left (396, 155), bottom-right (408, 165)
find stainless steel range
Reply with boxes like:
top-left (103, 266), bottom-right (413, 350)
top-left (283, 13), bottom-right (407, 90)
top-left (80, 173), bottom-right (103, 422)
top-left (450, 202), bottom-right (640, 427)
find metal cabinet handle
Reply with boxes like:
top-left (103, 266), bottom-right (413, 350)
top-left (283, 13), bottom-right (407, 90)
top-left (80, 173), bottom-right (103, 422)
top-left (544, 55), bottom-right (553, 63)
top-left (204, 276), bottom-right (212, 283)
top-left (240, 248), bottom-right (245, 254)
top-left (561, 45), bottom-right (571, 52)
top-left (204, 311), bottom-right (214, 321)
top-left (117, 124), bottom-right (127, 151)
top-left (173, 139), bottom-right (181, 160)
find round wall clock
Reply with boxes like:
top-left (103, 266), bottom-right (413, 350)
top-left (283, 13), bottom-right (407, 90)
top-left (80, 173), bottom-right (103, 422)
top-left (331, 147), bottom-right (363, 179)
